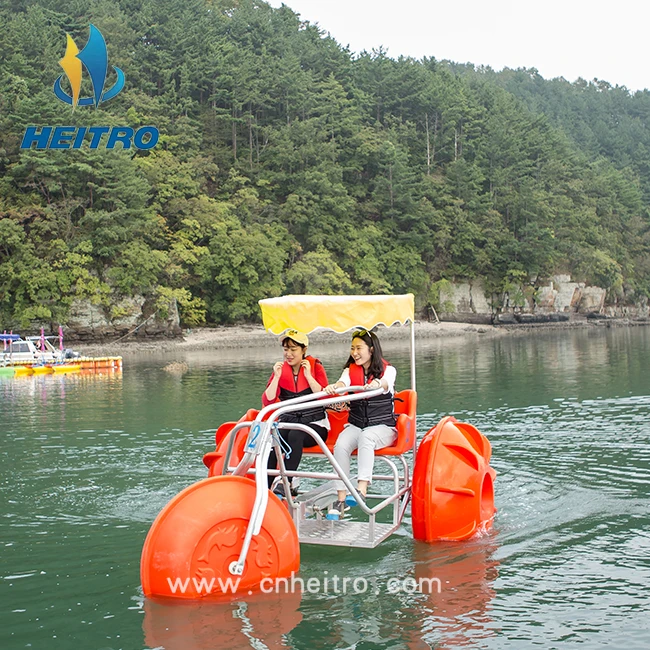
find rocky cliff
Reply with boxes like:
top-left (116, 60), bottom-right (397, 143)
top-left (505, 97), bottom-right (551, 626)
top-left (437, 275), bottom-right (649, 325)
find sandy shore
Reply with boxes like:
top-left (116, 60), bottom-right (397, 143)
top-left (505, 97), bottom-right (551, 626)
top-left (72, 317), bottom-right (648, 358)
top-left (73, 321), bottom-right (504, 356)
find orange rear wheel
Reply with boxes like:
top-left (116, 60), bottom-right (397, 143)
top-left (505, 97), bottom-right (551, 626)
top-left (412, 417), bottom-right (496, 542)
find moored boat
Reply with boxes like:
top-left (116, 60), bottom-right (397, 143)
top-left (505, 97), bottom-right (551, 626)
top-left (1, 328), bottom-right (80, 365)
top-left (1, 332), bottom-right (122, 378)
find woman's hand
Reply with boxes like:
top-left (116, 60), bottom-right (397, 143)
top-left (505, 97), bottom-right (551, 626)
top-left (300, 359), bottom-right (312, 377)
top-left (272, 361), bottom-right (284, 377)
top-left (324, 382), bottom-right (342, 395)
top-left (365, 378), bottom-right (382, 391)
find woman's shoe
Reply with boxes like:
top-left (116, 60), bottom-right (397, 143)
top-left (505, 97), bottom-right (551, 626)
top-left (345, 494), bottom-right (364, 507)
top-left (326, 500), bottom-right (350, 520)
top-left (272, 483), bottom-right (288, 499)
top-left (272, 482), bottom-right (299, 500)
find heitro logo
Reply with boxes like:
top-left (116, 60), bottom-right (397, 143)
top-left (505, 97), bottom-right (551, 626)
top-left (20, 24), bottom-right (159, 150)
top-left (54, 23), bottom-right (125, 108)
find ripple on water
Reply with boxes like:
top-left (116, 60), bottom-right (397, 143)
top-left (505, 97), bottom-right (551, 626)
top-left (429, 392), bottom-right (650, 648)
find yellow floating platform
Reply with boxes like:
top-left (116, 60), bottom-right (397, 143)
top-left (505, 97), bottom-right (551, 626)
top-left (32, 366), bottom-right (54, 375)
top-left (51, 364), bottom-right (82, 373)
top-left (4, 356), bottom-right (122, 378)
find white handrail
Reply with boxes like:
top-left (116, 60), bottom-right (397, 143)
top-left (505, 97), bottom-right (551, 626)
top-left (229, 386), bottom-right (385, 575)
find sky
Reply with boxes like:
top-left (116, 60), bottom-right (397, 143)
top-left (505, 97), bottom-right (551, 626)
top-left (267, 0), bottom-right (650, 92)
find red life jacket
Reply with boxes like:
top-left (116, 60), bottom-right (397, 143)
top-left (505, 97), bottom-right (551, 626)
top-left (348, 360), bottom-right (396, 428)
top-left (277, 356), bottom-right (326, 423)
top-left (348, 359), bottom-right (390, 385)
top-left (278, 356), bottom-right (319, 396)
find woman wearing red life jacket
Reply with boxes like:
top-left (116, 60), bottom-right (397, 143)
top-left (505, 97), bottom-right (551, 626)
top-left (324, 329), bottom-right (397, 518)
top-left (263, 330), bottom-right (329, 497)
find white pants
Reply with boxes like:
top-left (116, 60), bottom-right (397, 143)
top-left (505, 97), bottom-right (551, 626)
top-left (333, 423), bottom-right (397, 490)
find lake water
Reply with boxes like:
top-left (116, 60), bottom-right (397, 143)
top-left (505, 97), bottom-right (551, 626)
top-left (2, 326), bottom-right (650, 649)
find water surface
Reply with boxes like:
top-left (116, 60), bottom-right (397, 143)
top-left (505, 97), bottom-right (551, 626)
top-left (2, 326), bottom-right (649, 649)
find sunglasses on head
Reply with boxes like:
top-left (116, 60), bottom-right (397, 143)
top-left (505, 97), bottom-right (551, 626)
top-left (352, 329), bottom-right (370, 339)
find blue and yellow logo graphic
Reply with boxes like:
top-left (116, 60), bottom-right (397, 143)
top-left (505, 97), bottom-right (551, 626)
top-left (54, 24), bottom-right (125, 108)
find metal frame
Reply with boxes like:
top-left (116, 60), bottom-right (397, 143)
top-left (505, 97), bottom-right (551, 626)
top-left (226, 384), bottom-right (415, 575)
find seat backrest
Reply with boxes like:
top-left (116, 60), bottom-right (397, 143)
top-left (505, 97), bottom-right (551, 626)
top-left (215, 408), bottom-right (260, 446)
top-left (376, 389), bottom-right (417, 456)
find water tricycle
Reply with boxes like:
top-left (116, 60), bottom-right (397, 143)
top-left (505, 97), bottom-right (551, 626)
top-left (141, 294), bottom-right (496, 599)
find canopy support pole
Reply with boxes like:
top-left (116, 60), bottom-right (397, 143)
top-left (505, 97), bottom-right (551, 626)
top-left (410, 319), bottom-right (416, 391)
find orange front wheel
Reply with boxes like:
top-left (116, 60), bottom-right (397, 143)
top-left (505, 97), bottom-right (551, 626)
top-left (141, 475), bottom-right (300, 599)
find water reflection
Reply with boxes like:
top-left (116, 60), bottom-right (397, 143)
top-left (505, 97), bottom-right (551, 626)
top-left (414, 539), bottom-right (499, 649)
top-left (272, 536), bottom-right (500, 650)
top-left (411, 326), bottom-right (650, 416)
top-left (143, 590), bottom-right (303, 650)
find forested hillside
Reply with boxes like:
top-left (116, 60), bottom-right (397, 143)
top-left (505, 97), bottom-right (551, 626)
top-left (1, 0), bottom-right (649, 328)
top-left (454, 64), bottom-right (650, 201)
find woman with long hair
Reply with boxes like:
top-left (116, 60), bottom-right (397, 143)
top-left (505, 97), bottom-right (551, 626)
top-left (324, 329), bottom-right (397, 518)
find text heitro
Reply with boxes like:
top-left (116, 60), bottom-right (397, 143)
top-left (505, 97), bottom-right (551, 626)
top-left (20, 125), bottom-right (160, 150)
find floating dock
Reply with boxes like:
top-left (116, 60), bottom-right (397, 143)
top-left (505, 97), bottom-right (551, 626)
top-left (0, 357), bottom-right (122, 377)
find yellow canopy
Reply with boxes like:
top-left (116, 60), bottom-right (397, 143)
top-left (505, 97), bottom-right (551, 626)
top-left (259, 294), bottom-right (414, 335)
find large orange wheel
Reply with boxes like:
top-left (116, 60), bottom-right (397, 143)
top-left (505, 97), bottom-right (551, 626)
top-left (412, 417), bottom-right (497, 542)
top-left (141, 476), bottom-right (300, 599)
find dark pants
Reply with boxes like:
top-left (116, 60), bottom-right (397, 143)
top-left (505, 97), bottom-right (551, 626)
top-left (267, 423), bottom-right (328, 487)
